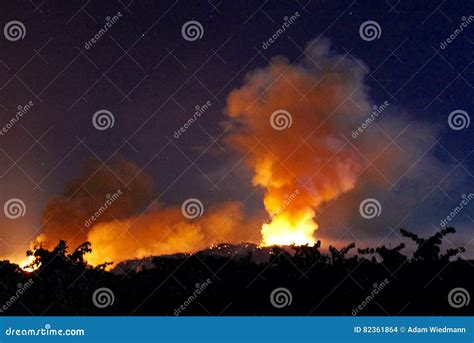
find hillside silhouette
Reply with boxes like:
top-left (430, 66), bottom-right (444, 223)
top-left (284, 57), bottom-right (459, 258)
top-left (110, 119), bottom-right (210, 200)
top-left (0, 227), bottom-right (472, 316)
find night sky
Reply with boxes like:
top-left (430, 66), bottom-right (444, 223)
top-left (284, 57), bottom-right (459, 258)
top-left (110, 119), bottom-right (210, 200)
top-left (1, 0), bottom-right (473, 261)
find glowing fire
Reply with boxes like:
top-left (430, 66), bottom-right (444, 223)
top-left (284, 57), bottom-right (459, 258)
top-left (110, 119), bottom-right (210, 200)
top-left (261, 210), bottom-right (317, 246)
top-left (224, 40), bottom-right (368, 249)
top-left (2, 39), bottom-right (375, 266)
top-left (17, 255), bottom-right (38, 272)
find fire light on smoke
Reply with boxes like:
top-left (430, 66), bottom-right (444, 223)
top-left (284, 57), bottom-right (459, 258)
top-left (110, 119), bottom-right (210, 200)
top-left (18, 255), bottom-right (37, 272)
top-left (15, 38), bottom-right (390, 266)
top-left (31, 157), bottom-right (258, 266)
top-left (261, 212), bottom-right (316, 246)
top-left (225, 38), bottom-right (371, 246)
top-left (83, 201), bottom-right (254, 267)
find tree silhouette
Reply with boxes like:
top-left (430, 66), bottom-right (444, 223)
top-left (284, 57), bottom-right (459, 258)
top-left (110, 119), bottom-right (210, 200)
top-left (359, 242), bottom-right (407, 267)
top-left (0, 227), bottom-right (471, 316)
top-left (26, 240), bottom-right (93, 270)
top-left (329, 242), bottom-right (356, 265)
top-left (400, 227), bottom-right (464, 262)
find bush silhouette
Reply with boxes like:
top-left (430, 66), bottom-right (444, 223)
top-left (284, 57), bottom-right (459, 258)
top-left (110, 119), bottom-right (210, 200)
top-left (0, 227), bottom-right (471, 316)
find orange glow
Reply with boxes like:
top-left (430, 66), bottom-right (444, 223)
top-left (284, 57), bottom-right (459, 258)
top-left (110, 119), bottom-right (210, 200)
top-left (225, 39), bottom-right (367, 247)
top-left (261, 213), bottom-right (317, 246)
top-left (17, 255), bottom-right (38, 272)
top-left (81, 201), bottom-right (257, 267)
top-left (4, 39), bottom-right (379, 266)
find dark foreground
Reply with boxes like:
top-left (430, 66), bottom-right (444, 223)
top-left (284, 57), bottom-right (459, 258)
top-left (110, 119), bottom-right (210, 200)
top-left (0, 227), bottom-right (472, 316)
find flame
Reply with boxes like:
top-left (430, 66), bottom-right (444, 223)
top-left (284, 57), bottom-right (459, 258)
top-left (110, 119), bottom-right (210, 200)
top-left (17, 255), bottom-right (38, 272)
top-left (225, 38), bottom-right (368, 246)
top-left (8, 38), bottom-right (379, 266)
top-left (23, 157), bottom-right (259, 267)
top-left (82, 201), bottom-right (256, 266)
top-left (261, 211), bottom-right (316, 246)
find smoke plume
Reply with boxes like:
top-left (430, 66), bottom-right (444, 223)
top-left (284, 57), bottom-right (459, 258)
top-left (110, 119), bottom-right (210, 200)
top-left (85, 201), bottom-right (253, 266)
top-left (37, 157), bottom-right (257, 266)
top-left (224, 38), bottom-right (392, 245)
top-left (34, 38), bottom-right (440, 265)
top-left (38, 157), bottom-right (155, 250)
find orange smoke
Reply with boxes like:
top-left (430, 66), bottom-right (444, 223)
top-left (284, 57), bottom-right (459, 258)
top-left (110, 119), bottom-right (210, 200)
top-left (38, 157), bottom-right (155, 251)
top-left (85, 201), bottom-right (253, 266)
top-left (35, 157), bottom-right (258, 266)
top-left (29, 38), bottom-right (390, 265)
top-left (225, 38), bottom-right (371, 246)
